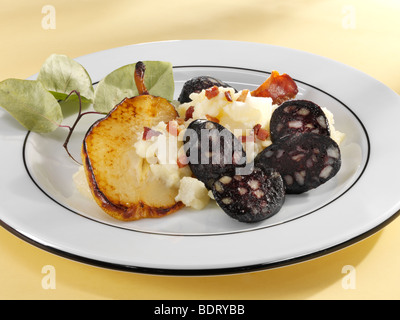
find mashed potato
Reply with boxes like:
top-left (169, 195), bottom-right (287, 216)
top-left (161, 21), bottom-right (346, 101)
top-left (322, 107), bottom-right (345, 145)
top-left (175, 177), bottom-right (210, 210)
top-left (133, 120), bottom-right (192, 189)
top-left (177, 88), bottom-right (273, 133)
top-left (72, 166), bottom-right (93, 200)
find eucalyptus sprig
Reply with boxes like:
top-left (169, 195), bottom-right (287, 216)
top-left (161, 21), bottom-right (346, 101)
top-left (0, 54), bottom-right (175, 162)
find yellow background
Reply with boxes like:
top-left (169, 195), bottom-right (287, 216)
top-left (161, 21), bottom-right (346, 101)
top-left (1, 0), bottom-right (400, 300)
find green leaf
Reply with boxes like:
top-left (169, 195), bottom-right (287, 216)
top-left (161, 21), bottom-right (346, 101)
top-left (37, 54), bottom-right (94, 102)
top-left (0, 79), bottom-right (63, 133)
top-left (93, 61), bottom-right (174, 113)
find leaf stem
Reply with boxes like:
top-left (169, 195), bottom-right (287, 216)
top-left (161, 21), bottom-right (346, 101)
top-left (60, 90), bottom-right (104, 165)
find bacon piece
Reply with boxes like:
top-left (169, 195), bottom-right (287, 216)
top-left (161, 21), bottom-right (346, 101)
top-left (184, 106), bottom-right (195, 121)
top-left (142, 127), bottom-right (162, 140)
top-left (253, 124), bottom-right (269, 141)
top-left (236, 89), bottom-right (249, 102)
top-left (166, 120), bottom-right (179, 137)
top-left (239, 134), bottom-right (255, 143)
top-left (176, 117), bottom-right (185, 125)
top-left (177, 153), bottom-right (189, 168)
top-left (205, 86), bottom-right (219, 99)
top-left (205, 114), bottom-right (220, 123)
top-left (251, 71), bottom-right (298, 105)
top-left (224, 91), bottom-right (233, 102)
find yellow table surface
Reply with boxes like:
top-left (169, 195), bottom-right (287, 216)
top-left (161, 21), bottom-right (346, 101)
top-left (1, 0), bottom-right (400, 300)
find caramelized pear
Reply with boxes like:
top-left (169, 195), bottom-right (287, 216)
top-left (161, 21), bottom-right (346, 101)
top-left (82, 62), bottom-right (183, 221)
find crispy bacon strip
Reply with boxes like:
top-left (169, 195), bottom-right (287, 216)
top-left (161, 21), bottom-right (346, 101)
top-left (177, 153), bottom-right (189, 168)
top-left (184, 106), bottom-right (195, 121)
top-left (224, 91), bottom-right (233, 102)
top-left (236, 89), bottom-right (249, 102)
top-left (253, 124), bottom-right (269, 141)
top-left (142, 127), bottom-right (162, 140)
top-left (166, 120), bottom-right (179, 137)
top-left (205, 114), bottom-right (220, 123)
top-left (251, 71), bottom-right (298, 105)
top-left (205, 86), bottom-right (219, 99)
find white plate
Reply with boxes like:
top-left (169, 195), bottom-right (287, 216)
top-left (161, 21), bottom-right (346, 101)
top-left (1, 40), bottom-right (400, 275)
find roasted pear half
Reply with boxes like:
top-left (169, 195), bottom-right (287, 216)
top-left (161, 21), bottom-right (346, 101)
top-left (82, 62), bottom-right (183, 221)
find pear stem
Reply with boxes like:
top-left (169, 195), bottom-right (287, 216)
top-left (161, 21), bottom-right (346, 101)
top-left (134, 61), bottom-right (149, 95)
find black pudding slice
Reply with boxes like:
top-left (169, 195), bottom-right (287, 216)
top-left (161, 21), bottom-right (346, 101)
top-left (212, 166), bottom-right (285, 223)
top-left (178, 76), bottom-right (236, 103)
top-left (255, 132), bottom-right (341, 194)
top-left (183, 119), bottom-right (247, 189)
top-left (270, 100), bottom-right (330, 142)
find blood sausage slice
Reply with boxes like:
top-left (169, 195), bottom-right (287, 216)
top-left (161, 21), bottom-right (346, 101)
top-left (178, 76), bottom-right (236, 103)
top-left (212, 166), bottom-right (285, 223)
top-left (269, 100), bottom-right (330, 143)
top-left (254, 133), bottom-right (341, 194)
top-left (183, 119), bottom-right (247, 189)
